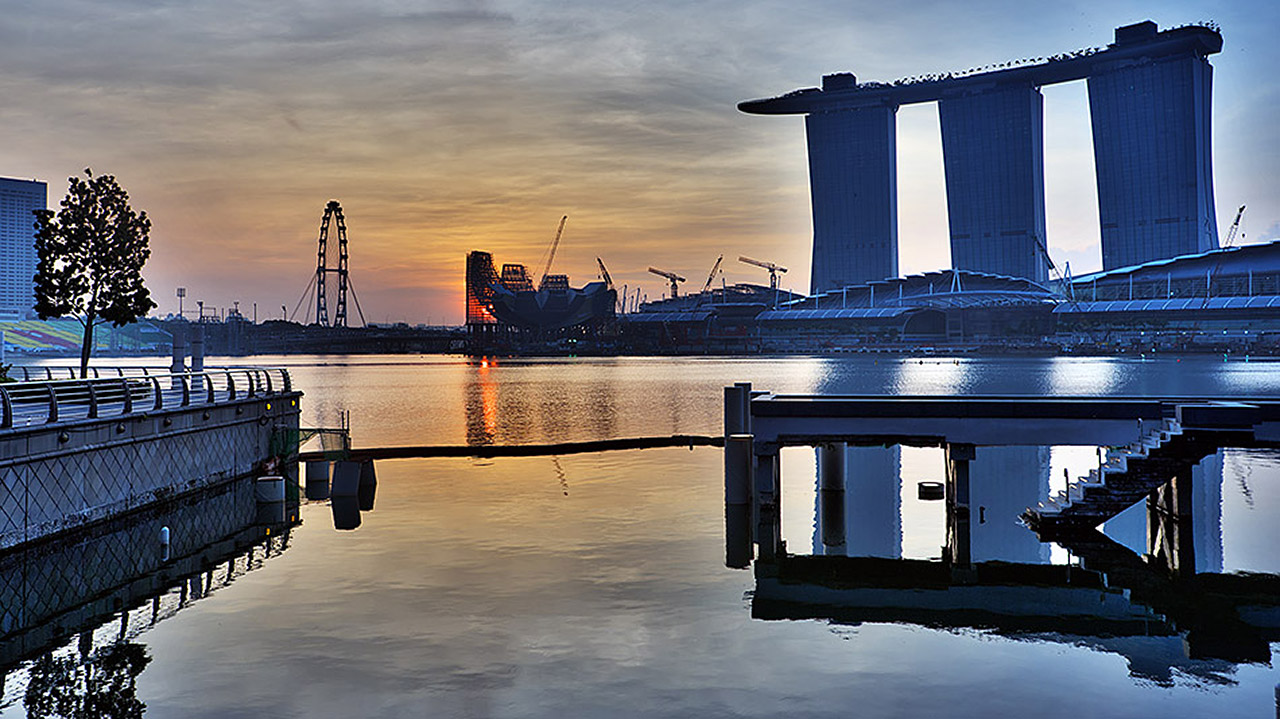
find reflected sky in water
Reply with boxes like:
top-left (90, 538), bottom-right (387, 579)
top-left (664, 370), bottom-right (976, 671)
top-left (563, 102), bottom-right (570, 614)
top-left (5, 355), bottom-right (1279, 717)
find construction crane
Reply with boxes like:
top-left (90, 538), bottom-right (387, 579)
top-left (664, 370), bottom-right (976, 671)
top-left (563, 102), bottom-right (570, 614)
top-left (538, 215), bottom-right (568, 290)
top-left (1201, 204), bottom-right (1247, 308)
top-left (648, 267), bottom-right (686, 299)
top-left (700, 255), bottom-right (724, 294)
top-left (738, 256), bottom-right (787, 291)
top-left (1222, 204), bottom-right (1246, 248)
top-left (596, 257), bottom-right (614, 290)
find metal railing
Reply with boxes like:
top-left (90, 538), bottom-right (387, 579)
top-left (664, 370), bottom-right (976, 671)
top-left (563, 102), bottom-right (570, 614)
top-left (0, 368), bottom-right (293, 429)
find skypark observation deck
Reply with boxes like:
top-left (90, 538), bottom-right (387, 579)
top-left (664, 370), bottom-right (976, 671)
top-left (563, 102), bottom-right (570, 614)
top-left (741, 21), bottom-right (1223, 292)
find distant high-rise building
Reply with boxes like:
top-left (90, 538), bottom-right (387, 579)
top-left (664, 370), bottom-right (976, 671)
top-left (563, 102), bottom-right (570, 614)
top-left (805, 75), bottom-right (898, 293)
top-left (0, 177), bottom-right (46, 320)
top-left (939, 85), bottom-right (1048, 283)
top-left (1089, 21), bottom-right (1218, 270)
top-left (740, 20), bottom-right (1223, 292)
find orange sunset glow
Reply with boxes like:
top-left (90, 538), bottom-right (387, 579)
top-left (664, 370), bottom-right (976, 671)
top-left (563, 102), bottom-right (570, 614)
top-left (2, 1), bottom-right (1277, 324)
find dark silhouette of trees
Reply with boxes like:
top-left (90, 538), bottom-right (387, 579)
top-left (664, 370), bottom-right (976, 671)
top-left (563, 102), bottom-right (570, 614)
top-left (24, 641), bottom-right (152, 718)
top-left (33, 169), bottom-right (156, 378)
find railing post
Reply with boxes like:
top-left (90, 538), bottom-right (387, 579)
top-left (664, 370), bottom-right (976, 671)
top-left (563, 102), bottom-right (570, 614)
top-left (263, 370), bottom-right (274, 394)
top-left (226, 371), bottom-right (236, 401)
top-left (205, 373), bottom-right (215, 403)
top-left (0, 386), bottom-right (11, 429)
top-left (280, 369), bottom-right (291, 393)
top-left (120, 378), bottom-right (133, 415)
top-left (87, 381), bottom-right (99, 419)
top-left (151, 377), bottom-right (164, 410)
top-left (180, 375), bottom-right (191, 406)
top-left (46, 384), bottom-right (58, 423)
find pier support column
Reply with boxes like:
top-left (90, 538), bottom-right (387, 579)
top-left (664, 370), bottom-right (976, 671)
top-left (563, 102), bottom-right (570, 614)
top-left (754, 448), bottom-right (781, 562)
top-left (946, 443), bottom-right (974, 569)
top-left (817, 442), bottom-right (847, 552)
top-left (725, 434), bottom-right (757, 568)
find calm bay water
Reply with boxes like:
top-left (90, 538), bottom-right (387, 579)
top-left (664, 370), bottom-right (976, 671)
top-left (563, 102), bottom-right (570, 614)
top-left (4, 354), bottom-right (1280, 717)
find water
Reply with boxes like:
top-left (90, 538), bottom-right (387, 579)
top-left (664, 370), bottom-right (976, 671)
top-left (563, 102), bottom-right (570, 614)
top-left (3, 354), bottom-right (1280, 717)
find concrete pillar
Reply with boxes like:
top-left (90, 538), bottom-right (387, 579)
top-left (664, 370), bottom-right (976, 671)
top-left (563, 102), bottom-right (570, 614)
top-left (725, 434), bottom-right (754, 506)
top-left (190, 323), bottom-right (204, 373)
top-left (331, 461), bottom-right (361, 497)
top-left (304, 460), bottom-right (331, 500)
top-left (734, 382), bottom-right (752, 434)
top-left (754, 449), bottom-right (781, 561)
top-left (946, 443), bottom-right (975, 568)
top-left (724, 504), bottom-right (752, 569)
top-left (724, 385), bottom-right (747, 437)
top-left (818, 442), bottom-right (846, 491)
top-left (817, 442), bottom-right (847, 553)
top-left (358, 459), bottom-right (377, 511)
top-left (170, 322), bottom-right (186, 373)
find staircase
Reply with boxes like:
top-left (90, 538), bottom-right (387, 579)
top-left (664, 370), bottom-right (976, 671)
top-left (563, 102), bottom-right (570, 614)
top-left (1023, 418), bottom-right (1212, 533)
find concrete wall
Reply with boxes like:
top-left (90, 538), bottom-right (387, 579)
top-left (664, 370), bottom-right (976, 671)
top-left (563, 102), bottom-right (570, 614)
top-left (0, 392), bottom-right (300, 548)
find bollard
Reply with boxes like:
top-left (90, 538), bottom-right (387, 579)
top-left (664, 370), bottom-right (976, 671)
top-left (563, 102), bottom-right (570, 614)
top-left (304, 460), bottom-right (331, 500)
top-left (358, 459), bottom-right (377, 511)
top-left (331, 461), bottom-right (362, 497)
top-left (725, 434), bottom-right (754, 506)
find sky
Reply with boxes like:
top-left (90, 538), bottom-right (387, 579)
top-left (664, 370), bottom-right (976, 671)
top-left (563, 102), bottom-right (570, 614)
top-left (1, 0), bottom-right (1277, 325)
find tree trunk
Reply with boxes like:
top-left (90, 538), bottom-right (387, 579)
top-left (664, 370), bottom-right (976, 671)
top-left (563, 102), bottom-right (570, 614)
top-left (79, 314), bottom-right (95, 379)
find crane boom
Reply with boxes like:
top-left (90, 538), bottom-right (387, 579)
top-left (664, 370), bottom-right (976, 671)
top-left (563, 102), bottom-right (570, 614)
top-left (738, 256), bottom-right (787, 291)
top-left (1223, 204), bottom-right (1246, 248)
top-left (539, 215), bottom-right (568, 289)
top-left (648, 267), bottom-right (686, 298)
top-left (596, 257), bottom-right (614, 290)
top-left (701, 255), bottom-right (724, 294)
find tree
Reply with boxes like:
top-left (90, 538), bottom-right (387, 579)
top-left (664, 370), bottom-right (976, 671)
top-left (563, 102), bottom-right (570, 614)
top-left (33, 169), bottom-right (156, 377)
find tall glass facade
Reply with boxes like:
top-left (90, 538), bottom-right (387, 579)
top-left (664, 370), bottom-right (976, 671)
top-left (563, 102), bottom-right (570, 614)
top-left (805, 105), bottom-right (898, 293)
top-left (0, 177), bottom-right (46, 320)
top-left (1089, 54), bottom-right (1218, 269)
top-left (939, 86), bottom-right (1048, 283)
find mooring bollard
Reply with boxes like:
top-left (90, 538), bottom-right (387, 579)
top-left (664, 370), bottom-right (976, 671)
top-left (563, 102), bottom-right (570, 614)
top-left (305, 460), bottom-right (331, 500)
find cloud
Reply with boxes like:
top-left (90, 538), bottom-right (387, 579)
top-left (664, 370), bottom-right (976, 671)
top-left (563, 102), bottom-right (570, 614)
top-left (2, 0), bottom-right (1277, 322)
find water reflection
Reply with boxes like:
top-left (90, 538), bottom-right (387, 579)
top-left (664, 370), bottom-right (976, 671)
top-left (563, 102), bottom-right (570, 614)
top-left (760, 445), bottom-right (1276, 685)
top-left (0, 477), bottom-right (297, 712)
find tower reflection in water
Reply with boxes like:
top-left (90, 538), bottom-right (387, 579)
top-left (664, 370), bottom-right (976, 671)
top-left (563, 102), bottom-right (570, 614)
top-left (757, 445), bottom-right (1268, 686)
top-left (0, 476), bottom-right (298, 713)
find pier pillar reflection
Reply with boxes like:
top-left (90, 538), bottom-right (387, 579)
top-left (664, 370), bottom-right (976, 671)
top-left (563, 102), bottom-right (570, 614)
top-left (1147, 465), bottom-right (1196, 578)
top-left (946, 443), bottom-right (974, 567)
